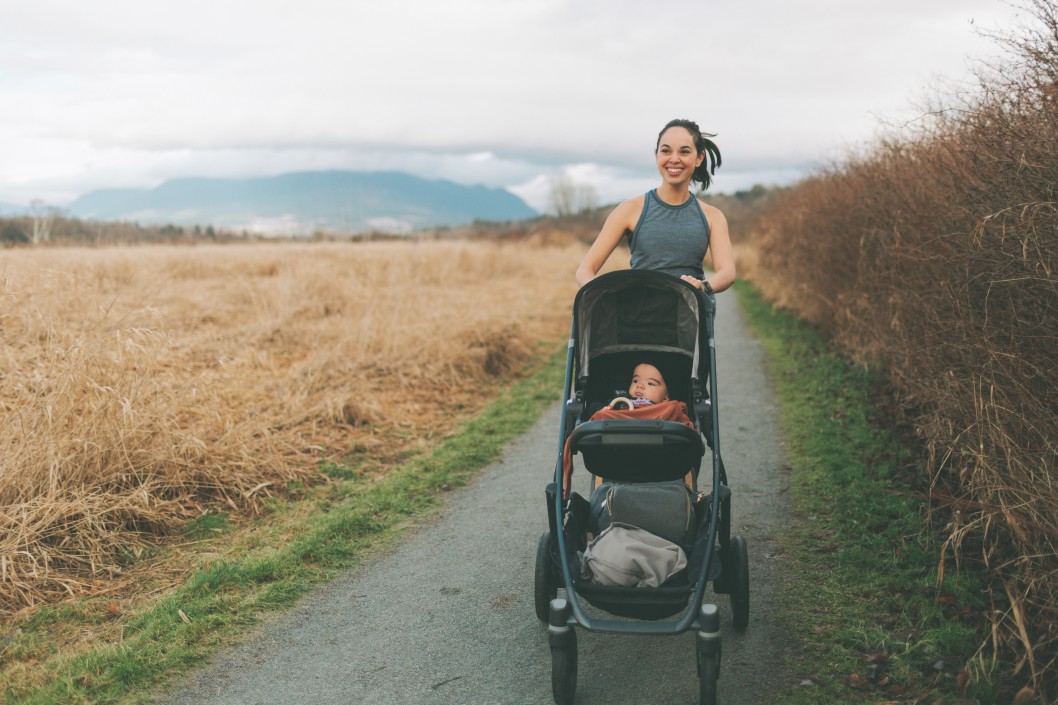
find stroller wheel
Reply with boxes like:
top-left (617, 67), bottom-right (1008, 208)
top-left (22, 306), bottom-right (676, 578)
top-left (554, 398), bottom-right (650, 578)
top-left (550, 628), bottom-right (578, 705)
top-left (729, 535), bottom-right (750, 632)
top-left (535, 532), bottom-right (557, 623)
top-left (697, 651), bottom-right (719, 705)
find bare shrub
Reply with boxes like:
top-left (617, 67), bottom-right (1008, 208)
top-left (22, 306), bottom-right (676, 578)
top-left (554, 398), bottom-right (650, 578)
top-left (749, 1), bottom-right (1058, 694)
top-left (0, 240), bottom-right (581, 613)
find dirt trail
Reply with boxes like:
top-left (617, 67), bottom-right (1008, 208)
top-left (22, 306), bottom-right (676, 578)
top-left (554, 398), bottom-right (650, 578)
top-left (157, 291), bottom-right (793, 705)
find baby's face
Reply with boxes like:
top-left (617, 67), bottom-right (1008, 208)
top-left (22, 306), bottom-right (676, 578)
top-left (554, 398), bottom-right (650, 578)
top-left (629, 363), bottom-right (668, 403)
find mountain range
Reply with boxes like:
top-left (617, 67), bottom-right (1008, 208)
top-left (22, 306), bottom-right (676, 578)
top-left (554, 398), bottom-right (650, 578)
top-left (54, 171), bottom-right (536, 234)
top-left (0, 201), bottom-right (25, 216)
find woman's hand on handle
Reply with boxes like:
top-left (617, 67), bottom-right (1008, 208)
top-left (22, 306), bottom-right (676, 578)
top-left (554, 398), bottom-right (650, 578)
top-left (681, 275), bottom-right (709, 291)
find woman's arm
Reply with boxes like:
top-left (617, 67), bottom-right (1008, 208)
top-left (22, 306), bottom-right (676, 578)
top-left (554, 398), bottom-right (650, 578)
top-left (575, 197), bottom-right (643, 286)
top-left (681, 201), bottom-right (736, 293)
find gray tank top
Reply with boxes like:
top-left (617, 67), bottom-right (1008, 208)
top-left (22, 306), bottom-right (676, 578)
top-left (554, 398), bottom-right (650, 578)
top-left (628, 189), bottom-right (711, 279)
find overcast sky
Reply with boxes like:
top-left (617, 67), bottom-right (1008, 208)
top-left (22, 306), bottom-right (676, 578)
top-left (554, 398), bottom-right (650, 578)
top-left (0, 0), bottom-right (1029, 212)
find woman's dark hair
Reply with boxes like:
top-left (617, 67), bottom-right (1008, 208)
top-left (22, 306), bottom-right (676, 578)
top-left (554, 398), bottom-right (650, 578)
top-left (655, 118), bottom-right (722, 190)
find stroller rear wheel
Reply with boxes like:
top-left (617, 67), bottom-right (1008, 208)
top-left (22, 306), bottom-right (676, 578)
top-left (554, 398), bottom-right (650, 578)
top-left (729, 535), bottom-right (750, 632)
top-left (535, 532), bottom-right (557, 622)
top-left (696, 603), bottom-right (721, 705)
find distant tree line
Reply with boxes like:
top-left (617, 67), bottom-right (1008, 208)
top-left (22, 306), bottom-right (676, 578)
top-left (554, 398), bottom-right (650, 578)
top-left (0, 211), bottom-right (252, 247)
top-left (2, 182), bottom-right (779, 248)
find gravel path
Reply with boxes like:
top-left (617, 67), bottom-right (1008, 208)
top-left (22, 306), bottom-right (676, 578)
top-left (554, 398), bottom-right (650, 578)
top-left (157, 290), bottom-right (792, 705)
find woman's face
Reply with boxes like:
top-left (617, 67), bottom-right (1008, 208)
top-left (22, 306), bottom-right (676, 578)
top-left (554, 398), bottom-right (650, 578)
top-left (655, 127), bottom-right (704, 188)
top-left (629, 363), bottom-right (669, 403)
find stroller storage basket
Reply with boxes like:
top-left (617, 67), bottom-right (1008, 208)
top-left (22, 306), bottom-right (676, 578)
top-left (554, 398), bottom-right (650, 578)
top-left (573, 581), bottom-right (694, 620)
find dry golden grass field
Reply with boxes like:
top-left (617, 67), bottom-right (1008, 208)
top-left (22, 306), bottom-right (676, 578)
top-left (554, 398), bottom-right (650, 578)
top-left (0, 240), bottom-right (588, 615)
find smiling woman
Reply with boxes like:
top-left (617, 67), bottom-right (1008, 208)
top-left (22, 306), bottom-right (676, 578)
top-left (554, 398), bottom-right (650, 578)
top-left (574, 118), bottom-right (736, 295)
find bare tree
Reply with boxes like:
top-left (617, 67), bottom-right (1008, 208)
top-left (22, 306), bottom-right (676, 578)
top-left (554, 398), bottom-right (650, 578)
top-left (574, 181), bottom-right (598, 214)
top-left (29, 199), bottom-right (58, 244)
top-left (548, 175), bottom-right (598, 217)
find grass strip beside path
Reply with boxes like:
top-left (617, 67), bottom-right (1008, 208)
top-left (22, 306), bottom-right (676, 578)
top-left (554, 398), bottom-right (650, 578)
top-left (734, 281), bottom-right (1000, 705)
top-left (2, 345), bottom-right (567, 705)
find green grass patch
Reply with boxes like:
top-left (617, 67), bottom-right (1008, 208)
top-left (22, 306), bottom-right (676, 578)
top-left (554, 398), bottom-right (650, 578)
top-left (181, 511), bottom-right (232, 540)
top-left (734, 280), bottom-right (993, 705)
top-left (2, 344), bottom-right (567, 705)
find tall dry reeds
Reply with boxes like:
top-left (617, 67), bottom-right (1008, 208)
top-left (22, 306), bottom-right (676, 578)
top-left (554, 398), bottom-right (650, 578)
top-left (0, 240), bottom-right (582, 613)
top-left (750, 1), bottom-right (1058, 694)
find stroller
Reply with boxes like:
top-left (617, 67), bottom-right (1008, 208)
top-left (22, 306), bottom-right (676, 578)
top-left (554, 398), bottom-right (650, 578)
top-left (534, 269), bottom-right (750, 705)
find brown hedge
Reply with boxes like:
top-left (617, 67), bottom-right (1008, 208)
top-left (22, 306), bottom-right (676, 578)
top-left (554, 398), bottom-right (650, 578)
top-left (749, 1), bottom-right (1058, 695)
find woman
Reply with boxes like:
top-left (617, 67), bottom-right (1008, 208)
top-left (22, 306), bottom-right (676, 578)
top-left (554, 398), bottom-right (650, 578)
top-left (575, 119), bottom-right (735, 294)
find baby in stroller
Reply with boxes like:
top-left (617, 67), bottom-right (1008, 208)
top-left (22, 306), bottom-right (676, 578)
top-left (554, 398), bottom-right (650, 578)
top-left (594, 362), bottom-right (695, 487)
top-left (570, 362), bottom-right (700, 588)
top-left (563, 361), bottom-right (696, 494)
top-left (605, 362), bottom-right (671, 409)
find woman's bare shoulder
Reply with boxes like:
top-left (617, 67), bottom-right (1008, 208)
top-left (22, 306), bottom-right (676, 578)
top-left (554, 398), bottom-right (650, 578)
top-left (608, 193), bottom-right (647, 227)
top-left (592, 194), bottom-right (647, 239)
top-left (615, 193), bottom-right (647, 212)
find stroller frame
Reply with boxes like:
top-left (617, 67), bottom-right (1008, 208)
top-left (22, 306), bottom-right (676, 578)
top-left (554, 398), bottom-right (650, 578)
top-left (536, 270), bottom-right (749, 705)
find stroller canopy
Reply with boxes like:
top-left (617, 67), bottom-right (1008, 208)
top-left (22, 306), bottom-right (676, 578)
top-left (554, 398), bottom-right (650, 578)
top-left (573, 270), bottom-right (708, 384)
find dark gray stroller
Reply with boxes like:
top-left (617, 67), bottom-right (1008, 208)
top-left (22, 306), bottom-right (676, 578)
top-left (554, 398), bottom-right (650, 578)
top-left (534, 269), bottom-right (749, 705)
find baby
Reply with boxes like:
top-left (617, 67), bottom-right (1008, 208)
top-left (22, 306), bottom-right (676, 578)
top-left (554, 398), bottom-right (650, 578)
top-left (563, 360), bottom-right (693, 496)
top-left (606, 363), bottom-right (669, 411)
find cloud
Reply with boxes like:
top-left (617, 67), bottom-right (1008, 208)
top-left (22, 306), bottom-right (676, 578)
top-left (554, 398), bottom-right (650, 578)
top-left (0, 0), bottom-right (1027, 206)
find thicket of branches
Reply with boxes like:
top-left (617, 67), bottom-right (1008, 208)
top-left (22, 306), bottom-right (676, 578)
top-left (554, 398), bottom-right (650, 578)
top-left (750, 1), bottom-right (1058, 696)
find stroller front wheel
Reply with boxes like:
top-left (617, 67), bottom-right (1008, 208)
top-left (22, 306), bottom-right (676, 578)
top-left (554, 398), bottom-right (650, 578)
top-left (697, 650), bottom-right (719, 705)
top-left (550, 628), bottom-right (578, 705)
